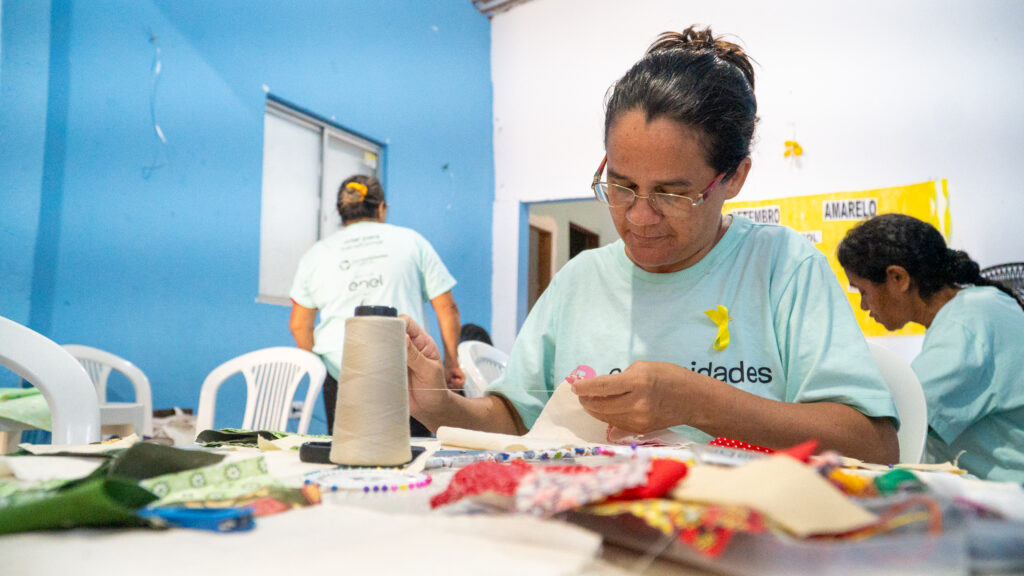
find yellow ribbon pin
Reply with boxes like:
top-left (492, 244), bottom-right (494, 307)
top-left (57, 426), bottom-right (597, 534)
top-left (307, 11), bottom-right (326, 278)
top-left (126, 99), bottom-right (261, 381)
top-left (705, 305), bottom-right (732, 351)
top-left (784, 140), bottom-right (803, 158)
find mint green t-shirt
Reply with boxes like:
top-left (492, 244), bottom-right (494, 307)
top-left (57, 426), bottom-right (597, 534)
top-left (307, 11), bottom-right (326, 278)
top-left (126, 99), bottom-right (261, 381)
top-left (914, 286), bottom-right (1024, 482)
top-left (488, 216), bottom-right (897, 443)
top-left (290, 222), bottom-right (456, 378)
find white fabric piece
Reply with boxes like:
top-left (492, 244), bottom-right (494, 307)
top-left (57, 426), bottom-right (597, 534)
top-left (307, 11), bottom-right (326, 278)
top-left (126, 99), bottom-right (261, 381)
top-left (919, 472), bottom-right (1024, 521)
top-left (0, 455), bottom-right (105, 482)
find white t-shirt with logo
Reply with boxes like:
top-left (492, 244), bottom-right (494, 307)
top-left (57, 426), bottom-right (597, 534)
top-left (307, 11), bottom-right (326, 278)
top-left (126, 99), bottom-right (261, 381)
top-left (488, 215), bottom-right (897, 443)
top-left (290, 221), bottom-right (456, 378)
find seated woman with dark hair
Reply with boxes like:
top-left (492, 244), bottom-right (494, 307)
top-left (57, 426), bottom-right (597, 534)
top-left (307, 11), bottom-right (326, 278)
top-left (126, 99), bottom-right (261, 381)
top-left (838, 213), bottom-right (1024, 482)
top-left (399, 25), bottom-right (900, 465)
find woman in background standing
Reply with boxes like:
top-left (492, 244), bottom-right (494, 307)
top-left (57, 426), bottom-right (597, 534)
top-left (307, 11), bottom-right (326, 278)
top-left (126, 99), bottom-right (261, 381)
top-left (289, 175), bottom-right (464, 436)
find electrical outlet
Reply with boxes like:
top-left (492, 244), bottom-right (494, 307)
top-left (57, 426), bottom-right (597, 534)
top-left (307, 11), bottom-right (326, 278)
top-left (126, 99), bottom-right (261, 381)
top-left (289, 400), bottom-right (304, 420)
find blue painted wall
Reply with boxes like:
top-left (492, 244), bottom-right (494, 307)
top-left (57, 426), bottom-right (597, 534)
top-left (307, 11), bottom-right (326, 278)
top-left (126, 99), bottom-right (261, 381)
top-left (0, 0), bottom-right (52, 330)
top-left (0, 0), bottom-right (494, 433)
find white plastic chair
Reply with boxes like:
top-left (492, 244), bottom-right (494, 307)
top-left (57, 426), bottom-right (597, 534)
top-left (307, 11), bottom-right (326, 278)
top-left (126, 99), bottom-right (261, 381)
top-left (0, 316), bottom-right (101, 446)
top-left (194, 347), bottom-right (326, 436)
top-left (62, 344), bottom-right (153, 436)
top-left (867, 341), bottom-right (928, 463)
top-left (458, 340), bottom-right (510, 398)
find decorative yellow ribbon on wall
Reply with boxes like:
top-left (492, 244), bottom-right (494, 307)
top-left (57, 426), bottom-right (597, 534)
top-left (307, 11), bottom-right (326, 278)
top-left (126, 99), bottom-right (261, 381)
top-left (705, 305), bottom-right (732, 351)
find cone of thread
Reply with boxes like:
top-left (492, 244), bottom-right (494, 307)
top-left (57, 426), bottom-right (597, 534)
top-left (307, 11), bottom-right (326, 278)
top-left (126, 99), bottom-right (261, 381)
top-left (330, 314), bottom-right (411, 466)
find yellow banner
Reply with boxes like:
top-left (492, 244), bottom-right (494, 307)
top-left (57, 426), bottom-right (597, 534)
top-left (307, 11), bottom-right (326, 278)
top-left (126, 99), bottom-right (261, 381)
top-left (725, 180), bottom-right (949, 337)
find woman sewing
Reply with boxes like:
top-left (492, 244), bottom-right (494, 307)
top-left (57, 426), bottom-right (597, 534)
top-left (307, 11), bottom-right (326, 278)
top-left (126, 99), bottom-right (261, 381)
top-left (403, 26), bottom-right (900, 464)
top-left (838, 213), bottom-right (1024, 481)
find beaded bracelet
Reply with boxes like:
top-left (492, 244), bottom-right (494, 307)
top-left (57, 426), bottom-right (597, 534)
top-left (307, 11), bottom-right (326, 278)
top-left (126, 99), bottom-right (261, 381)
top-left (305, 468), bottom-right (432, 493)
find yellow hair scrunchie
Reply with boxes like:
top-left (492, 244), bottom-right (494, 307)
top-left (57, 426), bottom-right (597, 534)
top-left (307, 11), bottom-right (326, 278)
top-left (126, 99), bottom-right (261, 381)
top-left (345, 181), bottom-right (368, 201)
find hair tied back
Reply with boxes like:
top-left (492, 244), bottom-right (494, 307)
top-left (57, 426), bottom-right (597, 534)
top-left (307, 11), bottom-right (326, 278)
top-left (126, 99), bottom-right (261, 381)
top-left (346, 181), bottom-right (368, 201)
top-left (340, 181), bottom-right (369, 207)
top-left (647, 25), bottom-right (756, 90)
top-left (647, 26), bottom-right (716, 55)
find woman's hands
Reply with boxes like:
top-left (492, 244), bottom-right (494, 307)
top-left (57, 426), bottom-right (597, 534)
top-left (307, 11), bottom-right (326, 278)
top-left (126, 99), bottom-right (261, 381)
top-left (443, 359), bottom-right (466, 391)
top-left (572, 361), bottom-right (702, 434)
top-left (401, 315), bottom-right (524, 436)
top-left (574, 360), bottom-right (899, 464)
top-left (402, 315), bottom-right (456, 429)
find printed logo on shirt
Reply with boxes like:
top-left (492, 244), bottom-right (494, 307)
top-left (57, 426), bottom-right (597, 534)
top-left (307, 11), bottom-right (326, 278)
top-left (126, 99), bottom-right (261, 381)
top-left (344, 234), bottom-right (383, 248)
top-left (606, 362), bottom-right (773, 385)
top-left (338, 254), bottom-right (387, 271)
top-left (348, 274), bottom-right (384, 291)
top-left (690, 361), bottom-right (773, 384)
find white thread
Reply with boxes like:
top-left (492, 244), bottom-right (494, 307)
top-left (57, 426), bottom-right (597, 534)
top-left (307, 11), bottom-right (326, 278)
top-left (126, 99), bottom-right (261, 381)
top-left (330, 315), bottom-right (411, 466)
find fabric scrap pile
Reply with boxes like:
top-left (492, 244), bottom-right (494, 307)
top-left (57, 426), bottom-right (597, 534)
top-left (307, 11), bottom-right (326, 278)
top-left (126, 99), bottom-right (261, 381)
top-left (0, 440), bottom-right (318, 535)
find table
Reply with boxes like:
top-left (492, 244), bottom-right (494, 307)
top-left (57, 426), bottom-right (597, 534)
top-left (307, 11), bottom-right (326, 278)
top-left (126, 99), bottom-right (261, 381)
top-left (1, 439), bottom-right (1021, 576)
top-left (0, 440), bottom-right (707, 576)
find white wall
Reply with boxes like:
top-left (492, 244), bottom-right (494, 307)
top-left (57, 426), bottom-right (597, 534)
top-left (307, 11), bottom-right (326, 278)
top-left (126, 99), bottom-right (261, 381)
top-left (490, 0), bottom-right (1024, 352)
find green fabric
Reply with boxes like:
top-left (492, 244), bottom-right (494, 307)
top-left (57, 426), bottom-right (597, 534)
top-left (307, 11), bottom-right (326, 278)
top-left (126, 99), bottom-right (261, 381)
top-left (194, 428), bottom-right (290, 447)
top-left (0, 476), bottom-right (157, 535)
top-left (103, 442), bottom-right (224, 480)
top-left (0, 443), bottom-right (228, 535)
top-left (194, 428), bottom-right (328, 447)
top-left (0, 389), bottom-right (43, 402)
top-left (140, 456), bottom-right (280, 506)
top-left (0, 389), bottom-right (50, 431)
top-left (0, 478), bottom-right (66, 500)
top-left (873, 469), bottom-right (922, 495)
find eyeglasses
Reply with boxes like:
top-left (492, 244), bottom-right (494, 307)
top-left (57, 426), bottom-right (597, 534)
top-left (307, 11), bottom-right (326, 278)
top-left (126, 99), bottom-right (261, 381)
top-left (591, 156), bottom-right (725, 214)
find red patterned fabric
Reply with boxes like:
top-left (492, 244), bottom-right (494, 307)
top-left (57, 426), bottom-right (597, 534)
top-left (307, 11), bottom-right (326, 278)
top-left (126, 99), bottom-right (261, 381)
top-left (605, 459), bottom-right (689, 502)
top-left (708, 437), bottom-right (775, 454)
top-left (708, 438), bottom-right (818, 463)
top-left (430, 460), bottom-right (534, 509)
top-left (776, 440), bottom-right (818, 463)
top-left (515, 459), bottom-right (650, 515)
top-left (431, 458), bottom-right (665, 514)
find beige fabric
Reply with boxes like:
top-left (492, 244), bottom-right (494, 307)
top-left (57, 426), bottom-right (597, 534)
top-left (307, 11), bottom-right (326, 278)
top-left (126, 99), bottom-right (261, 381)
top-left (438, 380), bottom-right (608, 450)
top-left (839, 456), bottom-right (966, 474)
top-left (671, 456), bottom-right (878, 537)
top-left (257, 435), bottom-right (308, 451)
